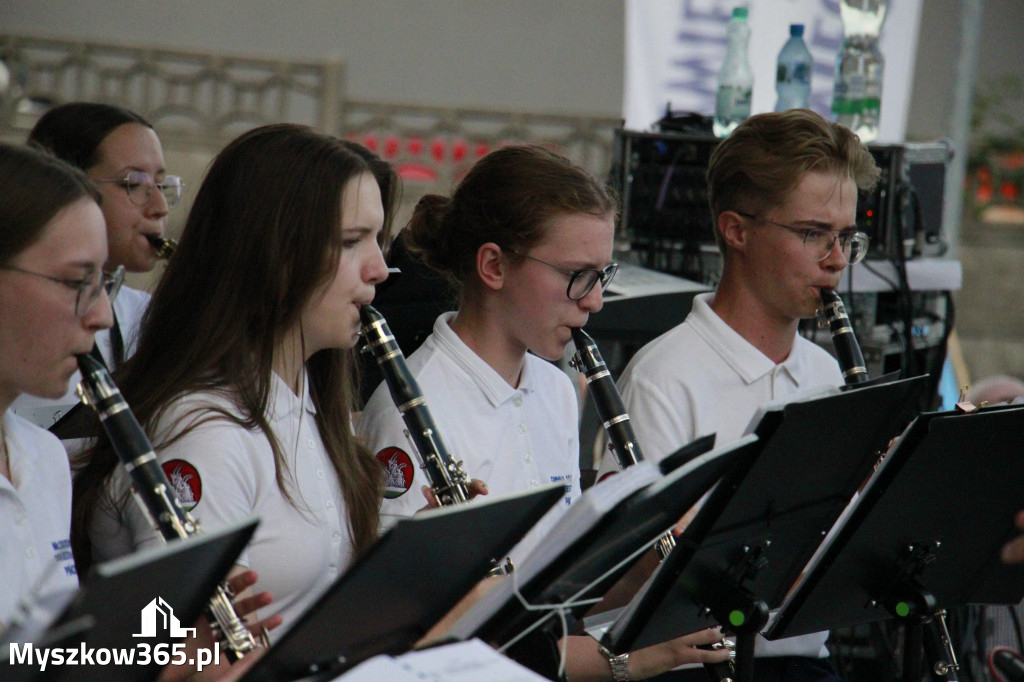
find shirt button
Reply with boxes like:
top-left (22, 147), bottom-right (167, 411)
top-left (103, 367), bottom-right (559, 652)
top-left (524, 454), bottom-right (533, 463)
top-left (14, 513), bottom-right (25, 525)
top-left (316, 469), bottom-right (325, 480)
top-left (518, 424), bottom-right (526, 434)
top-left (332, 531), bottom-right (342, 541)
top-left (529, 479), bottom-right (539, 487)
top-left (325, 500), bottom-right (335, 509)
top-left (307, 438), bottom-right (315, 449)
top-left (513, 396), bottom-right (523, 407)
top-left (25, 547), bottom-right (35, 559)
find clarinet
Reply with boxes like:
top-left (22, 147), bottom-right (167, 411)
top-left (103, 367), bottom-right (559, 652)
top-left (818, 288), bottom-right (869, 386)
top-left (570, 328), bottom-right (673, 559)
top-left (359, 305), bottom-right (471, 506)
top-left (76, 353), bottom-right (260, 662)
top-left (146, 234), bottom-right (177, 260)
top-left (569, 328), bottom-right (643, 470)
top-left (359, 305), bottom-right (512, 575)
top-left (570, 329), bottom-right (735, 682)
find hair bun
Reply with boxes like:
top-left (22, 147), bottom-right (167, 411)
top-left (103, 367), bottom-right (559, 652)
top-left (405, 193), bottom-right (455, 275)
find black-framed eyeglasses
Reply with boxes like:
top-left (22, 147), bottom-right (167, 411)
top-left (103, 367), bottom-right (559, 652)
top-left (93, 171), bottom-right (183, 208)
top-left (0, 263), bottom-right (125, 317)
top-left (508, 249), bottom-right (619, 301)
top-left (737, 212), bottom-right (870, 265)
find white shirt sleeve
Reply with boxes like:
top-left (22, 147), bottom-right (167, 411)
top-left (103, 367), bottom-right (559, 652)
top-left (356, 383), bottom-right (431, 531)
top-left (98, 414), bottom-right (258, 568)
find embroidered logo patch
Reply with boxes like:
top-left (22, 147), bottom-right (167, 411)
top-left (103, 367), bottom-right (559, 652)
top-left (162, 459), bottom-right (202, 511)
top-left (376, 447), bottom-right (414, 499)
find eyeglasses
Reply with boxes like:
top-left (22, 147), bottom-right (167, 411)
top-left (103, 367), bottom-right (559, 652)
top-left (737, 212), bottom-right (870, 265)
top-left (0, 263), bottom-right (125, 317)
top-left (93, 171), bottom-right (183, 208)
top-left (508, 249), bottom-right (619, 301)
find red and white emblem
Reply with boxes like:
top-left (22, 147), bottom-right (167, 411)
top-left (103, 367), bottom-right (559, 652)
top-left (376, 447), bottom-right (414, 499)
top-left (162, 459), bottom-right (202, 511)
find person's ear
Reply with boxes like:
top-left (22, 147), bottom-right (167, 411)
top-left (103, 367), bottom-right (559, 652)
top-left (718, 211), bottom-right (748, 253)
top-left (476, 242), bottom-right (506, 292)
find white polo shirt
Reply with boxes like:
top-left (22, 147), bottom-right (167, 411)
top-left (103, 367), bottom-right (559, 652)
top-left (0, 411), bottom-right (79, 628)
top-left (357, 312), bottom-right (580, 562)
top-left (11, 285), bottom-right (150, 429)
top-left (616, 292), bottom-right (843, 660)
top-left (89, 372), bottom-right (353, 640)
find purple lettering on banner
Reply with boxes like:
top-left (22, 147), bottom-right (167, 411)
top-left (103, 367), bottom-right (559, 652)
top-left (674, 31), bottom-right (727, 45)
top-left (662, 0), bottom-right (730, 114)
top-left (807, 6), bottom-right (844, 115)
top-left (681, 0), bottom-right (731, 23)
top-left (810, 15), bottom-right (843, 52)
top-left (667, 58), bottom-right (718, 97)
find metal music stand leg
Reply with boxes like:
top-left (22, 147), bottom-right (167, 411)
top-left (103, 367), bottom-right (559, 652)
top-left (713, 596), bottom-right (769, 682)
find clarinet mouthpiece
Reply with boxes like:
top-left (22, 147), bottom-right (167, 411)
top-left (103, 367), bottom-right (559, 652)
top-left (146, 235), bottom-right (177, 260)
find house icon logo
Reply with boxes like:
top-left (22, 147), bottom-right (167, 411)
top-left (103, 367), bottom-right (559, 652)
top-left (134, 597), bottom-right (197, 638)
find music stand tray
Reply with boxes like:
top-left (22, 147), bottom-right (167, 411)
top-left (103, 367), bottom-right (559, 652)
top-left (601, 376), bottom-right (928, 655)
top-left (766, 404), bottom-right (1024, 641)
top-left (240, 484), bottom-right (564, 682)
top-left (4, 518), bottom-right (258, 682)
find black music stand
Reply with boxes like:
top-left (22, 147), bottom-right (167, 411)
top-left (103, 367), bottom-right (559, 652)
top-left (765, 405), bottom-right (1024, 681)
top-left (239, 484), bottom-right (564, 682)
top-left (658, 433), bottom-right (716, 474)
top-left (451, 436), bottom-right (760, 649)
top-left (597, 376), bottom-right (928, 682)
top-left (3, 518), bottom-right (258, 682)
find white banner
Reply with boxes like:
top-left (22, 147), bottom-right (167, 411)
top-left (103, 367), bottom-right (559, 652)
top-left (624, 0), bottom-right (922, 143)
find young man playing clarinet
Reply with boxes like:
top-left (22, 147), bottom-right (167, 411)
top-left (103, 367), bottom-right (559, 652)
top-left (613, 109), bottom-right (880, 682)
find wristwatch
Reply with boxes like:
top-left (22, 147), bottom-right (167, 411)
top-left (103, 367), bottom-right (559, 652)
top-left (597, 643), bottom-right (631, 682)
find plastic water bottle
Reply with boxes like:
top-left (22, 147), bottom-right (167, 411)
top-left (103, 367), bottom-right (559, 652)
top-left (831, 0), bottom-right (888, 142)
top-left (775, 24), bottom-right (812, 111)
top-left (713, 7), bottom-right (753, 138)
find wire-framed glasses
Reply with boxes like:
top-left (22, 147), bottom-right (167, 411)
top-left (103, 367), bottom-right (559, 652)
top-left (93, 171), bottom-right (183, 207)
top-left (0, 264), bottom-right (125, 317)
top-left (508, 249), bottom-right (619, 301)
top-left (737, 212), bottom-right (870, 264)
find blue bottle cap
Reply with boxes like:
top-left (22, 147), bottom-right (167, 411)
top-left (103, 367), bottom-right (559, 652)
top-left (790, 24), bottom-right (805, 37)
top-left (732, 7), bottom-right (748, 20)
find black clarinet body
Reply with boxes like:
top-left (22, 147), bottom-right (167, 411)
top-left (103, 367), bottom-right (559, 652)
top-left (569, 327), bottom-right (644, 469)
top-left (819, 288), bottom-right (869, 386)
top-left (76, 353), bottom-right (259, 662)
top-left (359, 305), bottom-right (471, 506)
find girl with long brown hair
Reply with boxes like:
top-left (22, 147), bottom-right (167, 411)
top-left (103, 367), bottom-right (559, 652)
top-left (71, 124), bottom-right (395, 637)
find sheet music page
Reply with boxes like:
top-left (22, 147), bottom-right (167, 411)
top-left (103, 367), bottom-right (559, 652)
top-left (443, 461), bottom-right (660, 641)
top-left (513, 460), bottom-right (660, 582)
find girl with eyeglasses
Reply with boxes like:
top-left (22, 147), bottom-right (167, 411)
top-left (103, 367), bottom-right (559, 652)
top-left (0, 142), bottom-right (276, 682)
top-left (357, 145), bottom-right (730, 680)
top-left (0, 142), bottom-right (114, 630)
top-left (12, 103), bottom-right (182, 427)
